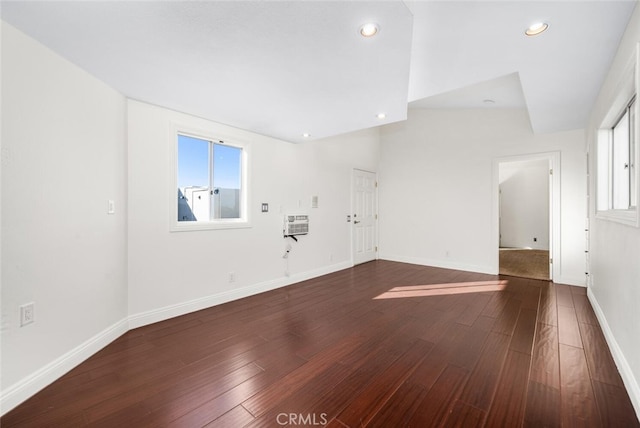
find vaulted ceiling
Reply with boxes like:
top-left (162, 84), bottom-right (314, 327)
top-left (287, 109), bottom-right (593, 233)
top-left (1, 1), bottom-right (636, 143)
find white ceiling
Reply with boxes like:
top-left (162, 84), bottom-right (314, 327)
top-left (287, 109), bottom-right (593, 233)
top-left (1, 1), bottom-right (637, 143)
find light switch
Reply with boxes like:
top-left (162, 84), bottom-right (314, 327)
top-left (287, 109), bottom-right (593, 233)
top-left (108, 200), bottom-right (115, 214)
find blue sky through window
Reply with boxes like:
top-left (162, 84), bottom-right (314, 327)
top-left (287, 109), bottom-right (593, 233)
top-left (178, 135), bottom-right (208, 188)
top-left (213, 144), bottom-right (241, 189)
top-left (178, 134), bottom-right (241, 189)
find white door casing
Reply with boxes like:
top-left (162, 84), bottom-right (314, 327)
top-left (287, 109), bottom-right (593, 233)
top-left (493, 152), bottom-right (560, 281)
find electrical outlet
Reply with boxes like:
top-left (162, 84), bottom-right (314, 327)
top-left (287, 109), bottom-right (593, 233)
top-left (228, 272), bottom-right (235, 283)
top-left (20, 303), bottom-right (35, 327)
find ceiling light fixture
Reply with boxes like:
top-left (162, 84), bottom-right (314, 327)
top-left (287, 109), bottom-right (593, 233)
top-left (302, 133), bottom-right (311, 138)
top-left (377, 113), bottom-right (386, 119)
top-left (483, 99), bottom-right (495, 105)
top-left (360, 23), bottom-right (379, 38)
top-left (525, 22), bottom-right (549, 36)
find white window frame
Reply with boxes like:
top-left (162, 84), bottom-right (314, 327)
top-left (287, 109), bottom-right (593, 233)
top-left (596, 43), bottom-right (639, 227)
top-left (170, 123), bottom-right (251, 232)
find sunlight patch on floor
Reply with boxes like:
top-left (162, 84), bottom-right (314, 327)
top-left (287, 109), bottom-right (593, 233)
top-left (373, 280), bottom-right (509, 299)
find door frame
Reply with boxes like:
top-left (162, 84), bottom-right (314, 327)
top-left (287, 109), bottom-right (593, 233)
top-left (492, 152), bottom-right (560, 280)
top-left (351, 168), bottom-right (379, 266)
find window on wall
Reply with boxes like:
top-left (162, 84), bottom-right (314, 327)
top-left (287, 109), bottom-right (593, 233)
top-left (596, 44), bottom-right (638, 226)
top-left (611, 97), bottom-right (636, 210)
top-left (173, 130), bottom-right (249, 230)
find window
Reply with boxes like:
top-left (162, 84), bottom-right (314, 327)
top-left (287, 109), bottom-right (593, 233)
top-left (611, 97), bottom-right (636, 210)
top-left (173, 129), bottom-right (249, 231)
top-left (596, 44), bottom-right (639, 226)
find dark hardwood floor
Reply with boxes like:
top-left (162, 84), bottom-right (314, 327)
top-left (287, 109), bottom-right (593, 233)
top-left (3, 260), bottom-right (638, 427)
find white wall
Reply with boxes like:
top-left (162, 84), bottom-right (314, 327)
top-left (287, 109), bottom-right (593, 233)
top-left (586, 4), bottom-right (640, 417)
top-left (127, 100), bottom-right (380, 325)
top-left (499, 159), bottom-right (550, 249)
top-left (378, 108), bottom-right (586, 285)
top-left (0, 22), bottom-right (128, 412)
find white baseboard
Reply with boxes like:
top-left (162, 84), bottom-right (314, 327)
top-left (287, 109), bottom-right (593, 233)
top-left (379, 254), bottom-right (495, 276)
top-left (553, 275), bottom-right (586, 287)
top-left (1, 318), bottom-right (129, 416)
top-left (128, 260), bottom-right (352, 329)
top-left (587, 287), bottom-right (640, 420)
top-left (380, 254), bottom-right (587, 287)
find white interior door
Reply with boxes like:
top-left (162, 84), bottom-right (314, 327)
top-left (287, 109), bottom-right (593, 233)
top-left (352, 169), bottom-right (378, 265)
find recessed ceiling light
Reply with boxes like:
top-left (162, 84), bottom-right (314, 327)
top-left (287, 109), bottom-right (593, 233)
top-left (377, 113), bottom-right (386, 119)
top-left (302, 133), bottom-right (311, 138)
top-left (360, 23), bottom-right (379, 38)
top-left (525, 22), bottom-right (549, 36)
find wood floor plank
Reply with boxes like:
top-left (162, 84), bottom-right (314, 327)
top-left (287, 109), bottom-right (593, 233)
top-left (592, 380), bottom-right (640, 428)
top-left (140, 352), bottom-right (307, 427)
top-left (559, 343), bottom-right (601, 427)
top-left (572, 293), bottom-right (600, 326)
top-left (529, 323), bottom-right (560, 389)
top-left (578, 322), bottom-right (624, 387)
top-left (241, 333), bottom-right (368, 418)
top-left (557, 304), bottom-right (583, 348)
top-left (203, 405), bottom-right (254, 427)
top-left (404, 364), bottom-right (469, 428)
top-left (523, 380), bottom-right (561, 428)
top-left (419, 308), bottom-right (458, 343)
top-left (361, 381), bottom-right (426, 428)
top-left (409, 322), bottom-right (472, 391)
top-left (509, 308), bottom-right (538, 355)
top-left (295, 339), bottom-right (419, 426)
top-left (449, 316), bottom-right (494, 371)
top-left (142, 362), bottom-right (263, 423)
top-left (484, 350), bottom-right (532, 427)
top-left (570, 284), bottom-right (587, 295)
top-left (88, 402), bottom-right (153, 428)
top-left (519, 280), bottom-right (542, 311)
top-left (457, 332), bottom-right (510, 411)
top-left (491, 296), bottom-right (522, 336)
top-left (442, 400), bottom-right (487, 427)
top-left (555, 284), bottom-right (575, 308)
top-left (481, 290), bottom-right (511, 319)
top-left (334, 339), bottom-right (433, 427)
top-left (2, 261), bottom-right (638, 428)
top-left (211, 362), bottom-right (352, 428)
top-left (537, 281), bottom-right (558, 326)
top-left (456, 293), bottom-right (492, 326)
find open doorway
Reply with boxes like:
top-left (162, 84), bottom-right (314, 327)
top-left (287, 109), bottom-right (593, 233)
top-left (498, 158), bottom-right (551, 280)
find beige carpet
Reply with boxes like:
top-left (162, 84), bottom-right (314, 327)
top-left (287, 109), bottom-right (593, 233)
top-left (499, 248), bottom-right (550, 280)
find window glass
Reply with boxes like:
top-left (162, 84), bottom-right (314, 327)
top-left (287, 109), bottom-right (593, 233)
top-left (176, 134), bottom-right (245, 223)
top-left (178, 135), bottom-right (210, 222)
top-left (612, 109), bottom-right (630, 209)
top-left (213, 143), bottom-right (242, 219)
top-left (630, 98), bottom-right (637, 208)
